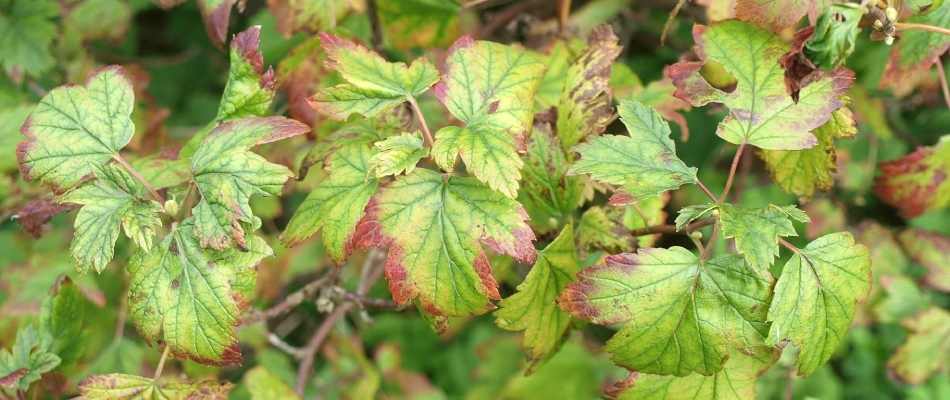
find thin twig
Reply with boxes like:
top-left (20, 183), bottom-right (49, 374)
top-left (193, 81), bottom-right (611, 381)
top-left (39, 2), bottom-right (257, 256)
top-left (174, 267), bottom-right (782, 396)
top-left (294, 302), bottom-right (352, 396)
top-left (407, 97), bottom-right (435, 147)
top-left (112, 155), bottom-right (164, 204)
top-left (241, 270), bottom-right (338, 327)
top-left (894, 22), bottom-right (950, 36)
top-left (175, 181), bottom-right (196, 221)
top-left (731, 146), bottom-right (753, 203)
top-left (696, 181), bottom-right (719, 203)
top-left (341, 292), bottom-right (401, 310)
top-left (936, 56), bottom-right (950, 111)
top-left (366, 0), bottom-right (383, 52)
top-left (153, 346), bottom-right (171, 382)
top-left (719, 141), bottom-right (747, 203)
top-left (661, 0), bottom-right (688, 45)
top-left (268, 332), bottom-right (306, 360)
top-left (778, 237), bottom-right (801, 254)
top-left (700, 224), bottom-right (721, 261)
top-left (629, 216), bottom-right (717, 236)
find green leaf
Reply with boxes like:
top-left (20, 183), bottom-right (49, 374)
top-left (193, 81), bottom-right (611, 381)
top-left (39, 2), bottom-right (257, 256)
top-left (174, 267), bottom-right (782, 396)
top-left (718, 204), bottom-right (810, 269)
top-left (670, 21), bottom-right (853, 150)
top-left (0, 103), bottom-right (32, 172)
top-left (39, 276), bottom-right (85, 364)
top-left (77, 373), bottom-right (235, 399)
top-left (368, 131), bottom-right (429, 178)
top-left (64, 0), bottom-right (132, 43)
top-left (675, 203), bottom-right (718, 231)
top-left (881, 0), bottom-right (950, 95)
top-left (534, 39), bottom-right (586, 110)
top-left (495, 224), bottom-right (579, 370)
top-left (735, 0), bottom-right (830, 31)
top-left (518, 123), bottom-right (586, 234)
top-left (608, 347), bottom-right (779, 400)
top-left (757, 104), bottom-right (857, 200)
top-left (283, 145), bottom-right (379, 264)
top-left (873, 275), bottom-right (931, 324)
top-left (0, 326), bottom-right (60, 393)
top-left (267, 0), bottom-right (362, 38)
top-left (569, 99), bottom-right (697, 205)
top-left (181, 27), bottom-right (277, 157)
top-left (354, 169), bottom-right (536, 329)
top-left (18, 65), bottom-right (134, 191)
top-left (60, 163), bottom-right (163, 273)
top-left (766, 232), bottom-right (871, 375)
top-left (558, 247), bottom-right (775, 376)
top-left (377, 0), bottom-right (461, 49)
top-left (191, 116), bottom-right (308, 250)
top-left (299, 113), bottom-right (406, 179)
top-left (244, 365), bottom-right (300, 400)
top-left (887, 307), bottom-right (950, 385)
top-left (0, 0), bottom-right (58, 80)
top-left (557, 24), bottom-right (621, 151)
top-left (577, 206), bottom-right (637, 258)
top-left (898, 228), bottom-right (950, 292)
top-left (873, 135), bottom-right (950, 218)
top-left (804, 4), bottom-right (864, 71)
top-left (432, 35), bottom-right (547, 198)
top-left (128, 219), bottom-right (270, 366)
top-left (309, 33), bottom-right (439, 120)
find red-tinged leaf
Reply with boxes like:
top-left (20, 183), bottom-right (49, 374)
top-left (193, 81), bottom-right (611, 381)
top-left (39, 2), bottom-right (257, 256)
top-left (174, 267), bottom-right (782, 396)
top-left (735, 0), bottom-right (833, 31)
top-left (196, 0), bottom-right (237, 48)
top-left (873, 136), bottom-right (950, 218)
top-left (898, 228), bottom-right (950, 293)
top-left (880, 1), bottom-right (950, 96)
top-left (266, 0), bottom-right (363, 39)
top-left (669, 21), bottom-right (854, 150)
top-left (0, 368), bottom-right (28, 388)
top-left (16, 196), bottom-right (76, 239)
top-left (276, 36), bottom-right (337, 137)
top-left (353, 169), bottom-right (536, 329)
top-left (556, 24), bottom-right (621, 151)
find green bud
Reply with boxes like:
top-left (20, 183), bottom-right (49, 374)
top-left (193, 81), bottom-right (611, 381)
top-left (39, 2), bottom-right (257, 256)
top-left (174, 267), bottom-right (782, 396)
top-left (885, 7), bottom-right (898, 23)
top-left (164, 199), bottom-right (179, 216)
top-left (873, 19), bottom-right (884, 30)
top-left (688, 231), bottom-right (703, 240)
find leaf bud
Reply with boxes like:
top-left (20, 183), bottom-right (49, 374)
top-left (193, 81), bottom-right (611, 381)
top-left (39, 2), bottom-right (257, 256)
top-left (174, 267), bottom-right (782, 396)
top-left (873, 19), bottom-right (884, 30)
top-left (885, 35), bottom-right (895, 45)
top-left (688, 231), bottom-right (703, 240)
top-left (866, 0), bottom-right (878, 8)
top-left (164, 199), bottom-right (179, 216)
top-left (885, 7), bottom-right (898, 23)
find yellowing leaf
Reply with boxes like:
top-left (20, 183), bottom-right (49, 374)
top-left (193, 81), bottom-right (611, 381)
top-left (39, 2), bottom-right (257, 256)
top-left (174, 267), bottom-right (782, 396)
top-left (569, 99), bottom-right (697, 205)
top-left (766, 232), bottom-right (871, 375)
top-left (309, 33), bottom-right (439, 120)
top-left (718, 204), bottom-right (810, 269)
top-left (64, 0), bottom-right (132, 43)
top-left (557, 24), bottom-right (621, 151)
top-left (377, 0), bottom-right (461, 49)
top-left (77, 373), bottom-right (234, 399)
top-left (558, 248), bottom-right (774, 376)
top-left (244, 366), bottom-right (299, 400)
top-left (283, 145), bottom-right (379, 264)
top-left (873, 135), bottom-right (950, 218)
top-left (60, 164), bottom-right (163, 273)
top-left (0, 0), bottom-right (58, 80)
top-left (577, 206), bottom-right (637, 258)
top-left (495, 224), bottom-right (579, 370)
top-left (266, 0), bottom-right (364, 39)
top-left (18, 66), bottom-right (134, 191)
top-left (887, 307), bottom-right (950, 385)
top-left (880, 1), bottom-right (950, 96)
top-left (369, 131), bottom-right (429, 178)
top-left (354, 169), bottom-right (536, 329)
top-left (191, 117), bottom-right (308, 250)
top-left (128, 220), bottom-right (271, 366)
top-left (432, 35), bottom-right (546, 197)
top-left (898, 228), bottom-right (950, 293)
top-left (670, 21), bottom-right (853, 150)
top-left (735, 0), bottom-right (831, 31)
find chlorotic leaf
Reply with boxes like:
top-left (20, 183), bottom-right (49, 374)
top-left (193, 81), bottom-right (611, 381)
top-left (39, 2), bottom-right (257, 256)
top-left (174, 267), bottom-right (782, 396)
top-left (181, 26), bottom-right (277, 157)
top-left (369, 131), bottom-right (429, 178)
top-left (887, 307), bottom-right (950, 385)
top-left (298, 111), bottom-right (409, 179)
top-left (718, 204), bottom-right (810, 269)
top-left (669, 21), bottom-right (854, 150)
top-left (39, 276), bottom-right (85, 364)
top-left (577, 206), bottom-right (637, 258)
top-left (873, 135), bottom-right (950, 218)
top-left (735, 0), bottom-right (831, 31)
top-left (518, 121), bottom-right (586, 233)
top-left (0, 326), bottom-right (60, 393)
top-left (880, 1), bottom-right (950, 96)
top-left (60, 164), bottom-right (163, 273)
top-left (898, 228), bottom-right (950, 292)
top-left (757, 104), bottom-right (857, 200)
top-left (128, 219), bottom-right (270, 366)
top-left (0, 0), bottom-right (58, 81)
top-left (266, 0), bottom-right (363, 39)
top-left (766, 232), bottom-right (871, 375)
top-left (283, 145), bottom-right (378, 264)
top-left (432, 35), bottom-right (546, 197)
top-left (77, 373), bottom-right (234, 399)
top-left (535, 39), bottom-right (586, 110)
top-left (569, 99), bottom-right (697, 205)
top-left (309, 33), bottom-right (439, 120)
top-left (353, 169), bottom-right (536, 330)
top-left (495, 224), bottom-right (579, 370)
top-left (557, 24), bottom-right (622, 151)
top-left (17, 65), bottom-right (134, 191)
top-left (558, 248), bottom-right (775, 376)
top-left (191, 117), bottom-right (309, 250)
top-left (377, 0), bottom-right (461, 49)
top-left (195, 0), bottom-right (237, 48)
top-left (276, 36), bottom-right (336, 133)
top-left (244, 366), bottom-right (300, 400)
top-left (608, 346), bottom-right (779, 400)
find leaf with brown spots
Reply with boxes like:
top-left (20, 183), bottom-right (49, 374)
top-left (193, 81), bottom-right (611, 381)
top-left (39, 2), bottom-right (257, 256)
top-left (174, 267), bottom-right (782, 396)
top-left (77, 373), bottom-right (234, 399)
top-left (556, 24), bottom-right (621, 151)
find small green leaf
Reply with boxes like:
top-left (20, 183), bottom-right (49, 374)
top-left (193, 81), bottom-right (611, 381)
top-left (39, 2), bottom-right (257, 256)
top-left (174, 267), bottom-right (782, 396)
top-left (675, 203), bottom-right (717, 231)
top-left (354, 169), bottom-right (536, 329)
top-left (569, 99), bottom-right (697, 205)
top-left (873, 135), bottom-right (950, 218)
top-left (670, 21), bottom-right (853, 150)
top-left (244, 366), bottom-right (300, 400)
top-left (873, 275), bottom-right (931, 324)
top-left (887, 307), bottom-right (950, 385)
top-left (432, 35), bottom-right (547, 197)
top-left (766, 232), bottom-right (871, 375)
top-left (309, 33), bottom-right (439, 120)
top-left (283, 145), bottom-right (378, 264)
top-left (128, 219), bottom-right (271, 366)
top-left (0, 0), bottom-right (58, 80)
top-left (557, 24), bottom-right (621, 151)
top-left (804, 4), bottom-right (864, 71)
top-left (377, 0), bottom-right (461, 49)
top-left (718, 204), bottom-right (809, 269)
top-left (534, 39), bottom-right (586, 110)
top-left (495, 224), bottom-right (580, 370)
top-left (880, 0), bottom-right (950, 95)
top-left (0, 326), bottom-right (60, 393)
top-left (39, 276), bottom-right (85, 364)
top-left (608, 346), bottom-right (779, 400)
top-left (368, 131), bottom-right (429, 178)
top-left (191, 117), bottom-right (308, 250)
top-left (60, 163), bottom-right (163, 273)
top-left (558, 247), bottom-right (775, 376)
top-left (77, 373), bottom-right (234, 399)
top-left (18, 66), bottom-right (134, 191)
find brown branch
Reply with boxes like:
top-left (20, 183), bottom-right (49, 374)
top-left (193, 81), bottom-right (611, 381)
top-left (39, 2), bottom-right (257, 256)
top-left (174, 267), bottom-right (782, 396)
top-left (894, 22), bottom-right (950, 36)
top-left (936, 56), bottom-right (950, 111)
top-left (341, 292), bottom-right (401, 310)
top-left (240, 270), bottom-right (338, 327)
top-left (778, 237), bottom-right (801, 254)
top-left (629, 216), bottom-right (717, 236)
top-left (112, 154), bottom-right (164, 204)
top-left (366, 0), bottom-right (384, 52)
top-left (407, 97), bottom-right (435, 147)
top-left (720, 141), bottom-right (747, 203)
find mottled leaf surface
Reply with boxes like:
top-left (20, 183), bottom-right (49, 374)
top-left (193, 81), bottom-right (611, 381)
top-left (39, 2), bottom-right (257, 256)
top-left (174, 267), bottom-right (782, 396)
top-left (267, 0), bottom-right (363, 38)
top-left (557, 24), bottom-right (621, 151)
top-left (766, 232), bottom-right (871, 375)
top-left (518, 123), bottom-right (585, 233)
top-left (873, 135), bottom-right (950, 218)
top-left (735, 0), bottom-right (832, 31)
